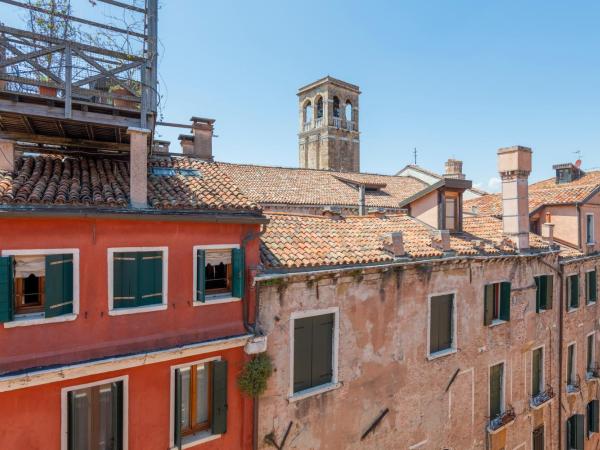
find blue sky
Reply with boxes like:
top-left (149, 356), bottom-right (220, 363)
top-left (4, 1), bottom-right (600, 190)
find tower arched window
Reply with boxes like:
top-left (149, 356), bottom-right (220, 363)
top-left (333, 96), bottom-right (340, 118)
top-left (345, 101), bottom-right (352, 121)
top-left (303, 101), bottom-right (313, 124)
top-left (316, 97), bottom-right (323, 119)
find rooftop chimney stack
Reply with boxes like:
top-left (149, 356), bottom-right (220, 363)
top-left (0, 139), bottom-right (14, 171)
top-left (190, 117), bottom-right (215, 161)
top-left (127, 127), bottom-right (151, 209)
top-left (497, 145), bottom-right (532, 252)
top-left (542, 223), bottom-right (555, 247)
top-left (443, 159), bottom-right (465, 180)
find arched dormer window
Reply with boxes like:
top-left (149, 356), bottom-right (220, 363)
top-left (316, 97), bottom-right (323, 119)
top-left (333, 96), bottom-right (340, 118)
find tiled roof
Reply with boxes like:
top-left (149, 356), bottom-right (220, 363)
top-left (0, 153), bottom-right (260, 212)
top-left (260, 213), bottom-right (552, 269)
top-left (465, 170), bottom-right (600, 216)
top-left (218, 163), bottom-right (428, 209)
top-left (396, 164), bottom-right (488, 195)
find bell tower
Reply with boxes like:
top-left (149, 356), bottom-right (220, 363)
top-left (298, 76), bottom-right (360, 172)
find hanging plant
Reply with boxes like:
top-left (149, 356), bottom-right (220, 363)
top-left (238, 353), bottom-right (273, 397)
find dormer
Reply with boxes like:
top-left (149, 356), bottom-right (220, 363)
top-left (552, 163), bottom-right (584, 184)
top-left (399, 178), bottom-right (472, 232)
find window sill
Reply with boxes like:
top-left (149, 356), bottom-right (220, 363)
top-left (170, 431), bottom-right (222, 449)
top-left (108, 303), bottom-right (167, 316)
top-left (487, 415), bottom-right (515, 435)
top-left (427, 348), bottom-right (457, 361)
top-left (288, 382), bottom-right (341, 403)
top-left (567, 308), bottom-right (580, 314)
top-left (566, 385), bottom-right (581, 395)
top-left (530, 396), bottom-right (554, 410)
top-left (193, 296), bottom-right (241, 306)
top-left (3, 313), bottom-right (77, 328)
top-left (587, 301), bottom-right (597, 307)
top-left (489, 319), bottom-right (508, 328)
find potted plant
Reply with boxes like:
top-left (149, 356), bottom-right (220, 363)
top-left (109, 81), bottom-right (140, 110)
top-left (38, 74), bottom-right (57, 97)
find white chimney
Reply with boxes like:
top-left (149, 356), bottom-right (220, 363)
top-left (497, 146), bottom-right (532, 251)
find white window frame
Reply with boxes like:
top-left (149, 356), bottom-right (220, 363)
top-left (586, 269), bottom-right (597, 306)
top-left (488, 360), bottom-right (506, 419)
top-left (567, 342), bottom-right (577, 389)
top-left (288, 306), bottom-right (340, 402)
top-left (60, 375), bottom-right (128, 450)
top-left (533, 273), bottom-right (553, 312)
top-left (107, 246), bottom-right (168, 316)
top-left (587, 332), bottom-right (596, 375)
top-left (168, 356), bottom-right (223, 450)
top-left (485, 279), bottom-right (510, 326)
top-left (192, 244), bottom-right (241, 306)
top-left (531, 344), bottom-right (545, 397)
top-left (427, 290), bottom-right (458, 360)
top-left (586, 213), bottom-right (595, 244)
top-left (1, 248), bottom-right (80, 328)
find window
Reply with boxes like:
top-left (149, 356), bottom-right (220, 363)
top-left (444, 192), bottom-right (459, 232)
top-left (483, 282), bottom-right (511, 325)
top-left (65, 380), bottom-right (124, 450)
top-left (587, 214), bottom-right (595, 244)
top-left (292, 312), bottom-right (336, 395)
top-left (315, 97), bottom-right (323, 119)
top-left (535, 275), bottom-right (553, 312)
top-left (567, 414), bottom-right (584, 450)
top-left (489, 363), bottom-right (504, 419)
top-left (303, 101), bottom-right (312, 124)
top-left (532, 425), bottom-right (544, 450)
top-left (429, 294), bottom-right (454, 356)
top-left (173, 360), bottom-right (227, 448)
top-left (588, 334), bottom-right (596, 373)
top-left (567, 343), bottom-right (577, 388)
top-left (332, 96), bottom-right (340, 118)
top-left (108, 248), bottom-right (167, 314)
top-left (587, 270), bottom-right (597, 304)
top-left (344, 100), bottom-right (352, 121)
top-left (532, 347), bottom-right (543, 397)
top-left (195, 247), bottom-right (244, 302)
top-left (568, 274), bottom-right (580, 310)
top-left (0, 251), bottom-right (76, 324)
top-left (588, 400), bottom-right (599, 435)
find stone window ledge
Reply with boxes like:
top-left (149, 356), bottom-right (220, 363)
top-left (288, 382), bottom-right (341, 403)
top-left (427, 348), bottom-right (457, 361)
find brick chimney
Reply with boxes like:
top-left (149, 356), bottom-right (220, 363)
top-left (385, 232), bottom-right (405, 257)
top-left (497, 146), bottom-right (532, 251)
top-left (190, 117), bottom-right (215, 160)
top-left (127, 127), bottom-right (151, 208)
top-left (443, 159), bottom-right (465, 180)
top-left (0, 139), bottom-right (14, 171)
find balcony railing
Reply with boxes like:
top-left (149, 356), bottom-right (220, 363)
top-left (333, 117), bottom-right (341, 128)
top-left (567, 375), bottom-right (581, 394)
top-left (586, 365), bottom-right (600, 381)
top-left (487, 406), bottom-right (516, 433)
top-left (302, 122), bottom-right (312, 132)
top-left (315, 117), bottom-right (324, 129)
top-left (345, 121), bottom-right (355, 131)
top-left (530, 386), bottom-right (554, 409)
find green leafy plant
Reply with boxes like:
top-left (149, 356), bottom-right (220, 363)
top-left (238, 353), bottom-right (273, 397)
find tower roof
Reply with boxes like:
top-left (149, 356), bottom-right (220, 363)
top-left (297, 76), bottom-right (361, 95)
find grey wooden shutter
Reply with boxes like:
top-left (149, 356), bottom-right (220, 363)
top-left (546, 275), bottom-right (554, 310)
top-left (0, 256), bottom-right (13, 323)
top-left (500, 282), bottom-right (511, 321)
top-left (211, 360), bottom-right (228, 435)
top-left (293, 316), bottom-right (313, 393)
top-left (532, 426), bottom-right (544, 450)
top-left (196, 250), bottom-right (205, 302)
top-left (532, 348), bottom-right (542, 396)
top-left (430, 296), bottom-right (440, 353)
top-left (173, 369), bottom-right (182, 449)
top-left (311, 313), bottom-right (334, 387)
top-left (568, 345), bottom-right (575, 385)
top-left (67, 391), bottom-right (76, 450)
top-left (590, 400), bottom-right (600, 433)
top-left (570, 275), bottom-right (580, 309)
top-left (113, 252), bottom-right (138, 309)
top-left (231, 248), bottom-right (245, 298)
top-left (588, 271), bottom-right (597, 303)
top-left (575, 414), bottom-right (584, 449)
top-left (138, 251), bottom-right (163, 306)
top-left (431, 295), bottom-right (452, 353)
top-left (484, 285), bottom-right (494, 326)
top-left (111, 382), bottom-right (123, 450)
top-left (535, 276), bottom-right (541, 313)
top-left (44, 254), bottom-right (74, 318)
top-left (489, 364), bottom-right (502, 418)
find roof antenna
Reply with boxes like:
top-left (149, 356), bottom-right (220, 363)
top-left (574, 149), bottom-right (582, 161)
top-left (413, 148), bottom-right (418, 165)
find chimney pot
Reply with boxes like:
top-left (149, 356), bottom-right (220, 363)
top-left (0, 139), bottom-right (15, 171)
top-left (444, 158), bottom-right (465, 180)
top-left (190, 117), bottom-right (215, 161)
top-left (498, 146), bottom-right (532, 251)
top-left (431, 229), bottom-right (452, 252)
top-left (384, 231), bottom-right (405, 257)
top-left (541, 223), bottom-right (555, 246)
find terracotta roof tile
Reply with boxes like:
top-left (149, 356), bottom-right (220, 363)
top-left (260, 213), bottom-right (552, 269)
top-left (218, 163), bottom-right (427, 209)
top-left (0, 153), bottom-right (259, 212)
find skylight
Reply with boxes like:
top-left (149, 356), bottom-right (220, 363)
top-left (151, 167), bottom-right (202, 177)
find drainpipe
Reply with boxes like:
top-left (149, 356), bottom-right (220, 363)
top-left (241, 224), bottom-right (267, 333)
top-left (576, 203), bottom-right (582, 251)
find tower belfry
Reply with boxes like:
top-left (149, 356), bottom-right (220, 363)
top-left (298, 76), bottom-right (360, 172)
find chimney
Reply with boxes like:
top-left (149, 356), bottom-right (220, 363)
top-left (386, 232), bottom-right (405, 257)
top-left (431, 229), bottom-right (452, 253)
top-left (358, 185), bottom-right (366, 216)
top-left (367, 207), bottom-right (386, 218)
top-left (178, 134), bottom-right (194, 154)
top-left (152, 139), bottom-right (170, 155)
top-left (542, 223), bottom-right (555, 247)
top-left (497, 145), bottom-right (532, 251)
top-left (0, 139), bottom-right (14, 171)
top-left (443, 159), bottom-right (465, 180)
top-left (190, 117), bottom-right (215, 160)
top-left (322, 206), bottom-right (343, 220)
top-left (127, 127), bottom-right (151, 208)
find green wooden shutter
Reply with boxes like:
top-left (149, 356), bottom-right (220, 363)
top-left (431, 295), bottom-right (452, 353)
top-left (490, 364), bottom-right (502, 418)
top-left (311, 313), bottom-right (334, 387)
top-left (196, 250), bottom-right (205, 303)
top-left (500, 282), bottom-right (511, 321)
top-left (484, 285), bottom-right (494, 326)
top-left (211, 360), bottom-right (228, 435)
top-left (592, 400), bottom-right (600, 433)
top-left (44, 254), bottom-right (73, 318)
top-left (231, 248), bottom-right (245, 299)
top-left (546, 275), bottom-right (554, 310)
top-left (532, 348), bottom-right (542, 396)
top-left (67, 391), bottom-right (75, 450)
top-left (111, 381), bottom-right (123, 450)
top-left (575, 414), bottom-right (584, 449)
top-left (532, 426), bottom-right (544, 450)
top-left (113, 252), bottom-right (138, 309)
top-left (569, 275), bottom-right (580, 309)
top-left (293, 316), bottom-right (313, 393)
top-left (138, 251), bottom-right (163, 306)
top-left (430, 296), bottom-right (440, 353)
top-left (588, 271), bottom-right (597, 303)
top-left (0, 256), bottom-right (13, 323)
top-left (535, 276), bottom-right (541, 313)
top-left (174, 369), bottom-right (182, 449)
